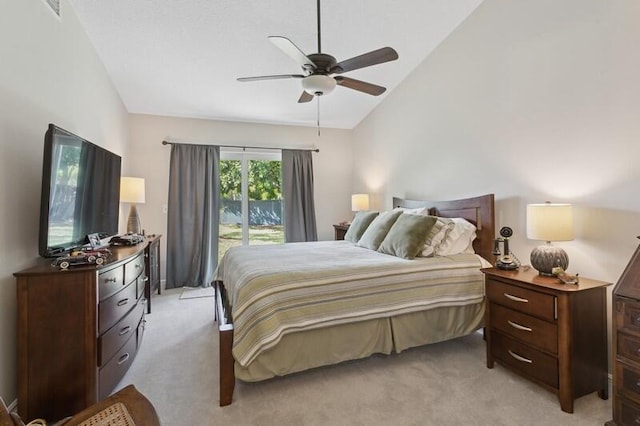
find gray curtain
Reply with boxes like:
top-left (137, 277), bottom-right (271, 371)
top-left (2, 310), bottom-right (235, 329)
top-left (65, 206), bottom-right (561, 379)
top-left (166, 144), bottom-right (220, 288)
top-left (282, 149), bottom-right (318, 242)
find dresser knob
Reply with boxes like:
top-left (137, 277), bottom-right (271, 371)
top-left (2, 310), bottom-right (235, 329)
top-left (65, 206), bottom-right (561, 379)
top-left (636, 380), bottom-right (640, 388)
top-left (105, 277), bottom-right (117, 283)
top-left (635, 416), bottom-right (640, 424)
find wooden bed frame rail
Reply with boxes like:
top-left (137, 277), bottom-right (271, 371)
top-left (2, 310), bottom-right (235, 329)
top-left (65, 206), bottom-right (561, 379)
top-left (214, 193), bottom-right (495, 406)
top-left (214, 280), bottom-right (235, 406)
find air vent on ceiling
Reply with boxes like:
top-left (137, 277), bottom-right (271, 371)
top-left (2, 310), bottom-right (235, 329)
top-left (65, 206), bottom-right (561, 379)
top-left (44, 0), bottom-right (60, 16)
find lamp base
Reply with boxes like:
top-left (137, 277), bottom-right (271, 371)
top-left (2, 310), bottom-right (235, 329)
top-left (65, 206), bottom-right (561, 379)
top-left (126, 204), bottom-right (141, 235)
top-left (530, 243), bottom-right (569, 276)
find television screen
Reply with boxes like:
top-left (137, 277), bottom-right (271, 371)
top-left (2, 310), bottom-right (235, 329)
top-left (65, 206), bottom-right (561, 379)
top-left (39, 124), bottom-right (122, 257)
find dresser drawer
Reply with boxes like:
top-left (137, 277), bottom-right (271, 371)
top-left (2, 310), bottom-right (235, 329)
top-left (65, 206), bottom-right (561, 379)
top-left (98, 300), bottom-right (144, 367)
top-left (617, 395), bottom-right (640, 426)
top-left (617, 361), bottom-right (640, 405)
top-left (486, 278), bottom-right (556, 321)
top-left (492, 331), bottom-right (558, 389)
top-left (490, 303), bottom-right (557, 355)
top-left (619, 332), bottom-right (640, 364)
top-left (137, 275), bottom-right (148, 300)
top-left (99, 281), bottom-right (137, 334)
top-left (619, 299), bottom-right (640, 335)
top-left (99, 264), bottom-right (125, 301)
top-left (124, 252), bottom-right (145, 286)
top-left (99, 331), bottom-right (137, 400)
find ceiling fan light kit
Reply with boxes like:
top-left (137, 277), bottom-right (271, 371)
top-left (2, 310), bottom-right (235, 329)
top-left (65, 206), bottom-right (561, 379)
top-left (302, 75), bottom-right (336, 96)
top-left (237, 0), bottom-right (398, 128)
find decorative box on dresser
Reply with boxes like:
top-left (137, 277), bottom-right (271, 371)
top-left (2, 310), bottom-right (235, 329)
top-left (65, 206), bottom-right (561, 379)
top-left (333, 223), bottom-right (349, 240)
top-left (14, 238), bottom-right (155, 423)
top-left (607, 239), bottom-right (640, 425)
top-left (482, 267), bottom-right (611, 413)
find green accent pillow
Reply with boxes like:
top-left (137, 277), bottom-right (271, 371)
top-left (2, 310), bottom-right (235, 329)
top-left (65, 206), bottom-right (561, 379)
top-left (344, 211), bottom-right (379, 243)
top-left (378, 214), bottom-right (438, 259)
top-left (356, 210), bottom-right (403, 251)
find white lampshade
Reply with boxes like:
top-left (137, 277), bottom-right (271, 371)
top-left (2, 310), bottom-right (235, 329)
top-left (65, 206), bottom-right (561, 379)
top-left (526, 203), bottom-right (573, 242)
top-left (351, 194), bottom-right (370, 211)
top-left (120, 177), bottom-right (146, 204)
top-left (302, 75), bottom-right (337, 96)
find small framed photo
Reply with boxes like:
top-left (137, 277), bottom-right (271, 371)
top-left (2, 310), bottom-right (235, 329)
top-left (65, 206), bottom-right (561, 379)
top-left (88, 233), bottom-right (101, 249)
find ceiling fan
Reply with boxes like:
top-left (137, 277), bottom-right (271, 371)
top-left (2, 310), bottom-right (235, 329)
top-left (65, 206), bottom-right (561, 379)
top-left (237, 0), bottom-right (399, 105)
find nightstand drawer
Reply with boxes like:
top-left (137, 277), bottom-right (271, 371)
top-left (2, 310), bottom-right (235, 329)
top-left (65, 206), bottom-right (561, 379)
top-left (492, 331), bottom-right (558, 388)
top-left (490, 303), bottom-right (557, 355)
top-left (487, 278), bottom-right (556, 321)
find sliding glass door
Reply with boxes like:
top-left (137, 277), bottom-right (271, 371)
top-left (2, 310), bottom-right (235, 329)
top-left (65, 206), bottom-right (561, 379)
top-left (218, 150), bottom-right (283, 260)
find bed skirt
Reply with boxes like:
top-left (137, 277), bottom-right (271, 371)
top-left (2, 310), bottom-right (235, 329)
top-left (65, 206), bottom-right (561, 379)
top-left (235, 301), bottom-right (485, 382)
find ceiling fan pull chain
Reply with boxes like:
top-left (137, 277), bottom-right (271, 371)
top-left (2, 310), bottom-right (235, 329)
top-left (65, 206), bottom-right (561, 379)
top-left (317, 97), bottom-right (321, 136)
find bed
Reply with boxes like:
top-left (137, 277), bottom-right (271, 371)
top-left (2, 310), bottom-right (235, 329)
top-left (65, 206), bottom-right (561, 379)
top-left (213, 194), bottom-right (495, 406)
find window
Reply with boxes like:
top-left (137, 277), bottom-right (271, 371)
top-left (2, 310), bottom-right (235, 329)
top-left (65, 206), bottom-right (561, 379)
top-left (218, 150), bottom-right (283, 260)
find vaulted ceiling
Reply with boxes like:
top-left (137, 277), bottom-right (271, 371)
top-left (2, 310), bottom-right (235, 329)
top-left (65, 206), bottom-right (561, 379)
top-left (68, 0), bottom-right (483, 129)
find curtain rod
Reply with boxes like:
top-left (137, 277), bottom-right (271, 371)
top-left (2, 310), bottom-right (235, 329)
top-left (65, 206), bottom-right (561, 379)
top-left (161, 140), bottom-right (319, 153)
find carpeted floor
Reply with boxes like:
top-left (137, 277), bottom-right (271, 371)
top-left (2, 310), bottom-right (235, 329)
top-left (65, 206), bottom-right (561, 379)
top-left (116, 289), bottom-right (612, 425)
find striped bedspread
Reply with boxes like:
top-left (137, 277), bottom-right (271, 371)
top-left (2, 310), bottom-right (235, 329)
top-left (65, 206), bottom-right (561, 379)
top-left (214, 240), bottom-right (487, 367)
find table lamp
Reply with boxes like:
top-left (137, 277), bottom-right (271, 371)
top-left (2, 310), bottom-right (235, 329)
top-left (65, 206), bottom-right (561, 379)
top-left (526, 202), bottom-right (573, 276)
top-left (351, 194), bottom-right (370, 212)
top-left (120, 177), bottom-right (146, 235)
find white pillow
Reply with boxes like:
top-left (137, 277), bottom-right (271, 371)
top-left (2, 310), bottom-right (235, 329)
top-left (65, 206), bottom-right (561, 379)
top-left (420, 217), bottom-right (455, 257)
top-left (395, 206), bottom-right (428, 215)
top-left (435, 218), bottom-right (477, 256)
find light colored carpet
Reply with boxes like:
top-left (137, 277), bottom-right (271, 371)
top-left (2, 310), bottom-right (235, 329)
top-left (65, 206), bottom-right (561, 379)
top-left (115, 289), bottom-right (612, 425)
top-left (179, 286), bottom-right (215, 300)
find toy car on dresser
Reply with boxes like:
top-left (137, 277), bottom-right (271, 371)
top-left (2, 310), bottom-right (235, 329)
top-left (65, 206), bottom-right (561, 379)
top-left (52, 248), bottom-right (111, 269)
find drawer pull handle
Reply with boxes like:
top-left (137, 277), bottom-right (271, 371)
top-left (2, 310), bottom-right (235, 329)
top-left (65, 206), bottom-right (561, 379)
top-left (119, 326), bottom-right (132, 336)
top-left (117, 353), bottom-right (130, 365)
top-left (105, 277), bottom-right (117, 283)
top-left (636, 380), bottom-right (640, 388)
top-left (504, 293), bottom-right (528, 303)
top-left (635, 416), bottom-right (640, 425)
top-left (635, 315), bottom-right (640, 325)
top-left (135, 264), bottom-right (141, 268)
top-left (117, 298), bottom-right (129, 307)
top-left (507, 320), bottom-right (532, 332)
top-left (143, 276), bottom-right (149, 282)
top-left (508, 350), bottom-right (533, 364)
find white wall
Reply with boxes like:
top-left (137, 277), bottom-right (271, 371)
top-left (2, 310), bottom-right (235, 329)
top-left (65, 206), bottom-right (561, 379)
top-left (0, 0), bottom-right (128, 404)
top-left (352, 0), bottom-right (640, 354)
top-left (354, 0), bottom-right (640, 282)
top-left (128, 113), bottom-right (354, 283)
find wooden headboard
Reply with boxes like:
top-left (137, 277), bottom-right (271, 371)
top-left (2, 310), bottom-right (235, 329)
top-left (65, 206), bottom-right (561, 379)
top-left (393, 194), bottom-right (496, 264)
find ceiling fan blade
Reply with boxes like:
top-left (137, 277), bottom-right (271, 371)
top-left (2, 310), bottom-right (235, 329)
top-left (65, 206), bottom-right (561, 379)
top-left (335, 76), bottom-right (386, 96)
top-left (269, 36), bottom-right (317, 70)
top-left (237, 74), bottom-right (305, 82)
top-left (332, 47), bottom-right (398, 74)
top-left (298, 91), bottom-right (314, 103)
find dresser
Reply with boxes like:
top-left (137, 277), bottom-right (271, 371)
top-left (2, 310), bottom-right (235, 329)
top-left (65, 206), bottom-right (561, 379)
top-left (482, 267), bottom-right (611, 413)
top-left (14, 240), bottom-right (153, 423)
top-left (608, 240), bottom-right (640, 425)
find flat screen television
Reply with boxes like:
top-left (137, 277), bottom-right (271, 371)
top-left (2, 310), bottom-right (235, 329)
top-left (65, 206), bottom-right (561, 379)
top-left (39, 124), bottom-right (122, 257)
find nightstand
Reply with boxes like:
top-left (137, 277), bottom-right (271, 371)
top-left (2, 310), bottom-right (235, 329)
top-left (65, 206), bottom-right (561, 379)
top-left (333, 223), bottom-right (350, 240)
top-left (482, 267), bottom-right (611, 413)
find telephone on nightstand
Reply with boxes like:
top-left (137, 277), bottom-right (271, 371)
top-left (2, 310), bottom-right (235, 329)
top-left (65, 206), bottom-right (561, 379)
top-left (493, 226), bottom-right (521, 271)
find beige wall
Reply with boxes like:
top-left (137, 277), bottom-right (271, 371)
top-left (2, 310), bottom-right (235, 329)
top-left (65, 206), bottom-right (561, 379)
top-left (352, 0), bottom-right (640, 354)
top-left (128, 113), bottom-right (354, 284)
top-left (0, 0), bottom-right (129, 403)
